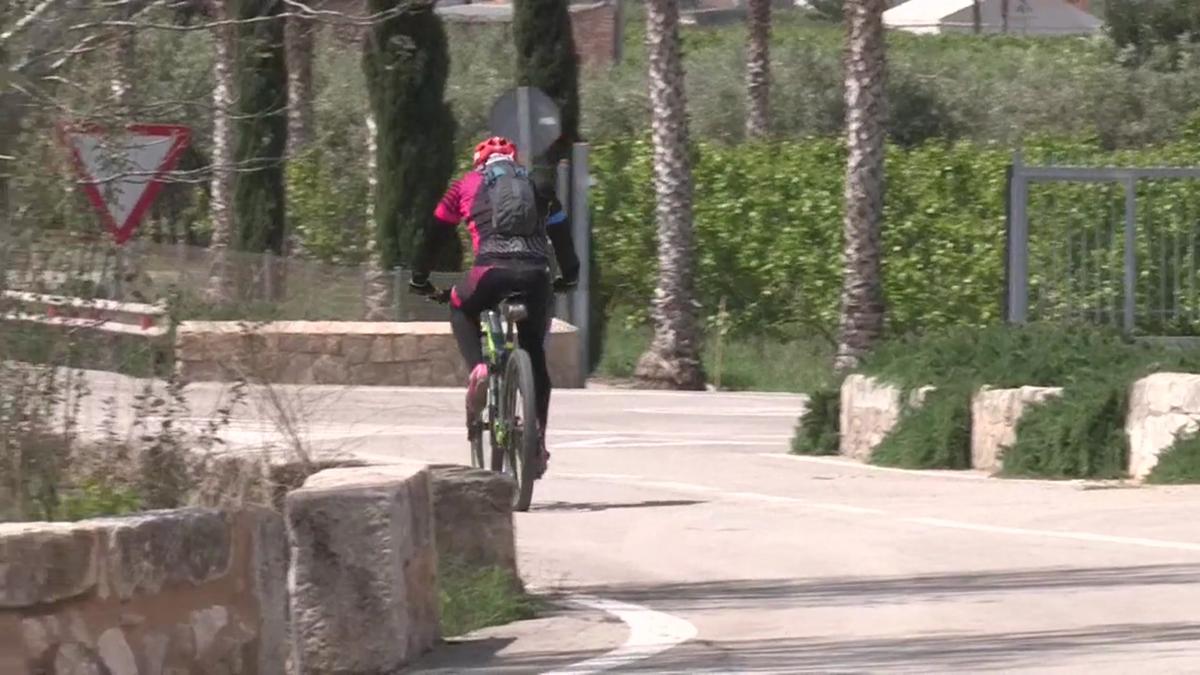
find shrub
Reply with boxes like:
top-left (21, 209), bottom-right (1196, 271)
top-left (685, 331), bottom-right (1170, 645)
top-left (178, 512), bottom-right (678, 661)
top-left (1146, 431), bottom-right (1200, 484)
top-left (792, 386), bottom-right (840, 455)
top-left (793, 323), bottom-right (1200, 474)
top-left (595, 137), bottom-right (1200, 339)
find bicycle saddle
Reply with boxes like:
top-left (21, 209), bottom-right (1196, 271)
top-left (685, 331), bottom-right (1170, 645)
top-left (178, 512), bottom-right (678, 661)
top-left (498, 293), bottom-right (528, 322)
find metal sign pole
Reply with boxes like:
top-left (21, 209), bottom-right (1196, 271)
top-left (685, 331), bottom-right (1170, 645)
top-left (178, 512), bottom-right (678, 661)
top-left (555, 159), bottom-right (571, 322)
top-left (516, 86), bottom-right (534, 170)
top-left (571, 143), bottom-right (591, 381)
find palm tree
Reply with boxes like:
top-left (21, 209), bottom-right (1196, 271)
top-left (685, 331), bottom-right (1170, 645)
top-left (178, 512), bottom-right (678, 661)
top-left (745, 0), bottom-right (771, 139)
top-left (834, 0), bottom-right (887, 372)
top-left (634, 0), bottom-right (705, 390)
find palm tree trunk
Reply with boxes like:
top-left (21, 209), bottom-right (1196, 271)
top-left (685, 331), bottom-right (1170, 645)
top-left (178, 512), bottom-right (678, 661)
top-left (285, 16), bottom-right (316, 157)
top-left (745, 0), bottom-right (771, 139)
top-left (834, 0), bottom-right (887, 373)
top-left (972, 0), bottom-right (982, 34)
top-left (363, 111), bottom-right (392, 320)
top-left (205, 0), bottom-right (236, 302)
top-left (634, 0), bottom-right (705, 390)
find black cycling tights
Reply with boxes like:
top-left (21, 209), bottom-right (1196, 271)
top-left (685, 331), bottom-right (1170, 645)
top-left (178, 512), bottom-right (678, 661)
top-left (450, 264), bottom-right (552, 431)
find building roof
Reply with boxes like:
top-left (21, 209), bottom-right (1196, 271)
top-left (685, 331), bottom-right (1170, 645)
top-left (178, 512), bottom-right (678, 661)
top-left (883, 0), bottom-right (1102, 34)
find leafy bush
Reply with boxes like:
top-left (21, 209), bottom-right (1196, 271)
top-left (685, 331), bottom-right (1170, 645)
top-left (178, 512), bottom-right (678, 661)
top-left (872, 388), bottom-right (971, 470)
top-left (792, 386), bottom-right (840, 455)
top-left (1106, 0), bottom-right (1200, 67)
top-left (1005, 343), bottom-right (1200, 479)
top-left (1146, 431), bottom-right (1200, 484)
top-left (857, 324), bottom-right (1132, 470)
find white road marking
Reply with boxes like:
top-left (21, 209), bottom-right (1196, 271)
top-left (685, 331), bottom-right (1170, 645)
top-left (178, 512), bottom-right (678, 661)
top-left (758, 453), bottom-right (1120, 488)
top-left (627, 408), bottom-right (800, 418)
top-left (906, 517), bottom-right (1200, 553)
top-left (538, 593), bottom-right (698, 675)
top-left (555, 438), bottom-right (783, 450)
top-left (557, 473), bottom-right (1200, 554)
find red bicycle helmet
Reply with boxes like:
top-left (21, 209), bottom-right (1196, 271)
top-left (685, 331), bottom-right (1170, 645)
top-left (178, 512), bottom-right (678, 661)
top-left (473, 136), bottom-right (519, 168)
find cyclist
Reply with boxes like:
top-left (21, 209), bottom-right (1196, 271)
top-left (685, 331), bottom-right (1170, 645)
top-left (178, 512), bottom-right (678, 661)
top-left (409, 136), bottom-right (579, 477)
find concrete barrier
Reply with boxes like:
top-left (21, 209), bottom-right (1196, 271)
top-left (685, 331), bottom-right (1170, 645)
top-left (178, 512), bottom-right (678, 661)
top-left (839, 374), bottom-right (934, 461)
top-left (176, 319), bottom-right (584, 388)
top-left (970, 386), bottom-right (1063, 472)
top-left (1126, 372), bottom-right (1200, 480)
top-left (0, 507), bottom-right (288, 674)
top-left (286, 464), bottom-right (440, 673)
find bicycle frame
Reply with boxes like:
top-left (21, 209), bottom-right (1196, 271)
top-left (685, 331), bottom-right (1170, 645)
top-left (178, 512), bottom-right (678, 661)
top-left (480, 309), bottom-right (519, 446)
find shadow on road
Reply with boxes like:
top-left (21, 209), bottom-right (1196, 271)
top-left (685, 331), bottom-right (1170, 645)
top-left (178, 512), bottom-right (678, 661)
top-left (532, 499), bottom-right (707, 513)
top-left (565, 563), bottom-right (1200, 611)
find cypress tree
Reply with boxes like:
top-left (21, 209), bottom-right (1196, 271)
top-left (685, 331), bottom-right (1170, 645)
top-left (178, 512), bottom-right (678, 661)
top-left (513, 0), bottom-right (580, 167)
top-left (232, 0), bottom-right (288, 256)
top-left (362, 0), bottom-right (459, 272)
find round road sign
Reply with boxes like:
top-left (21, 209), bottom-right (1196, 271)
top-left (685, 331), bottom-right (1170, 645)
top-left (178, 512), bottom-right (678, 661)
top-left (488, 87), bottom-right (562, 158)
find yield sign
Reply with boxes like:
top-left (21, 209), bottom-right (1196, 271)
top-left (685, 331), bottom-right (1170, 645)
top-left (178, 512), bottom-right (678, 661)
top-left (58, 123), bottom-right (191, 245)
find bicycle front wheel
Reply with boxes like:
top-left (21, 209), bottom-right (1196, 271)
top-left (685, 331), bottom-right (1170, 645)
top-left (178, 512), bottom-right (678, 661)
top-left (500, 348), bottom-right (541, 512)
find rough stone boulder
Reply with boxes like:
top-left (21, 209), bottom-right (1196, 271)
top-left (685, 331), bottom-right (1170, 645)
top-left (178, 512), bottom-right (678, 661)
top-left (839, 374), bottom-right (935, 462)
top-left (429, 464), bottom-right (518, 579)
top-left (286, 464), bottom-right (439, 674)
top-left (1127, 372), bottom-right (1200, 480)
top-left (971, 386), bottom-right (1063, 472)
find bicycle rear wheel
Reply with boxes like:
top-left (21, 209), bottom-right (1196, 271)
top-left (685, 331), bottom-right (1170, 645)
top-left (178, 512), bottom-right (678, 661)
top-left (499, 348), bottom-right (541, 512)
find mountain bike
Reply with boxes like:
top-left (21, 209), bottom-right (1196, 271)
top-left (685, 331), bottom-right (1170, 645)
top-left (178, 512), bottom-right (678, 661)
top-left (430, 289), bottom-right (543, 512)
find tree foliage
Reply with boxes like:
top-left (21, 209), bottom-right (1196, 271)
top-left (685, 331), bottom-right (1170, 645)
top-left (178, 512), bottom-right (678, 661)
top-left (513, 0), bottom-right (581, 165)
top-left (362, 0), bottom-right (459, 271)
top-left (232, 0), bottom-right (288, 254)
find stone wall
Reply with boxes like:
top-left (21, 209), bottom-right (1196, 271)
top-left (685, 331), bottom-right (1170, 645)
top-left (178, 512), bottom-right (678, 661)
top-left (970, 386), bottom-right (1063, 472)
top-left (286, 464), bottom-right (440, 673)
top-left (1126, 373), bottom-right (1200, 480)
top-left (176, 319), bottom-right (584, 388)
top-left (0, 507), bottom-right (288, 674)
top-left (839, 375), bottom-right (934, 462)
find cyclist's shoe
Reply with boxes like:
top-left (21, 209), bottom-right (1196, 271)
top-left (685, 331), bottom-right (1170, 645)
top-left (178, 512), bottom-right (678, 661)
top-left (535, 435), bottom-right (550, 479)
top-left (466, 363), bottom-right (488, 418)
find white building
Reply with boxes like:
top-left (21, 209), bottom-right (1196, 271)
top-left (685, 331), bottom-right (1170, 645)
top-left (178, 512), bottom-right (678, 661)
top-left (883, 0), bottom-right (1103, 36)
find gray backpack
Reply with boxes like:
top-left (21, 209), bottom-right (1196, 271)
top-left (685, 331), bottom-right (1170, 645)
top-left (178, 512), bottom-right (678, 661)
top-left (480, 160), bottom-right (540, 238)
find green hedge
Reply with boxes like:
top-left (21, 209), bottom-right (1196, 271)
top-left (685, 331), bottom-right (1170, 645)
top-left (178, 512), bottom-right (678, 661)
top-left (593, 137), bottom-right (1200, 336)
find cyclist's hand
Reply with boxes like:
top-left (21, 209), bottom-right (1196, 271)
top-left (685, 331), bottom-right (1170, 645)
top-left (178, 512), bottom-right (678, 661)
top-left (553, 277), bottom-right (578, 293)
top-left (409, 279), bottom-right (436, 297)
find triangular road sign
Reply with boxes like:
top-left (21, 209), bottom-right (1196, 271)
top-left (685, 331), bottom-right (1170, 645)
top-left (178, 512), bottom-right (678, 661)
top-left (58, 123), bottom-right (191, 245)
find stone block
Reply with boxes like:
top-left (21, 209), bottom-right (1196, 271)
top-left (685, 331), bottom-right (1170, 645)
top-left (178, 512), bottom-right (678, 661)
top-left (239, 507), bottom-right (289, 675)
top-left (286, 465), bottom-right (439, 673)
top-left (1127, 372), bottom-right (1200, 480)
top-left (394, 335), bottom-right (421, 362)
top-left (311, 355), bottom-right (349, 385)
top-left (971, 386), bottom-right (1063, 472)
top-left (95, 509), bottom-right (232, 601)
top-left (342, 335), bottom-right (372, 364)
top-left (429, 465), bottom-right (518, 578)
top-left (0, 522), bottom-right (98, 608)
top-left (839, 375), bottom-right (934, 462)
top-left (369, 336), bottom-right (396, 363)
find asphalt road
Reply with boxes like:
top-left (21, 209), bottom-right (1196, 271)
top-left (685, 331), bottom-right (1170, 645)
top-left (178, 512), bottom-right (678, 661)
top-left (78, 374), bottom-right (1200, 673)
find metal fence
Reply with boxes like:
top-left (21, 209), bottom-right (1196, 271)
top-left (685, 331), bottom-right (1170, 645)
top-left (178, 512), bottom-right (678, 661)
top-left (0, 239), bottom-right (462, 322)
top-left (1006, 154), bottom-right (1200, 336)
